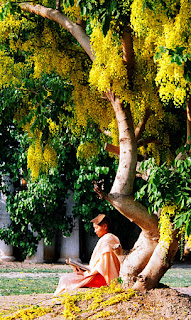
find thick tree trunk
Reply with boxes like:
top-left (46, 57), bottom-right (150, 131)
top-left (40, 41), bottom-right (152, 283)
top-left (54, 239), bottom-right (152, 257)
top-left (132, 231), bottom-right (179, 290)
top-left (119, 231), bottom-right (159, 286)
top-left (105, 93), bottom-right (137, 195)
top-left (105, 94), bottom-right (179, 290)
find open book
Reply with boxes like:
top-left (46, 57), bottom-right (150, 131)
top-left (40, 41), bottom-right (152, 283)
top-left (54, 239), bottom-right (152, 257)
top-left (65, 258), bottom-right (91, 272)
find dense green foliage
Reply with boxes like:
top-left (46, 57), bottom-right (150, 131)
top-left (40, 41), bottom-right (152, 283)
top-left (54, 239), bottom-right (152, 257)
top-left (135, 145), bottom-right (191, 237)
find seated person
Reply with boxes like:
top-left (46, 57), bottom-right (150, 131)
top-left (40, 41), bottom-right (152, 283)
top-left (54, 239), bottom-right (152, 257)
top-left (53, 214), bottom-right (121, 295)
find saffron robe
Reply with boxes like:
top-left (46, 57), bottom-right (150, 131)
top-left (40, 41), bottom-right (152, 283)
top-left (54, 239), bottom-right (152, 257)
top-left (53, 233), bottom-right (120, 295)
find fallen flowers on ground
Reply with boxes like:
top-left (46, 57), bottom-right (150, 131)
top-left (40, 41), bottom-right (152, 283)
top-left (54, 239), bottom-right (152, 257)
top-left (0, 280), bottom-right (136, 319)
top-left (56, 279), bottom-right (136, 319)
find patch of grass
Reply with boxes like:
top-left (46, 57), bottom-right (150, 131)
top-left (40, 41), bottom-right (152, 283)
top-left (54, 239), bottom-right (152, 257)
top-left (160, 267), bottom-right (191, 287)
top-left (0, 276), bottom-right (59, 296)
top-left (0, 268), bottom-right (70, 273)
top-left (0, 265), bottom-right (190, 296)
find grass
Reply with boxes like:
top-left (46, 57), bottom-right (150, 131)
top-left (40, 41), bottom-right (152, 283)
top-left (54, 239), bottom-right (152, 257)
top-left (160, 267), bottom-right (191, 288)
top-left (0, 268), bottom-right (72, 296)
top-left (0, 265), bottom-right (190, 296)
top-left (0, 276), bottom-right (59, 295)
top-left (0, 268), bottom-right (67, 273)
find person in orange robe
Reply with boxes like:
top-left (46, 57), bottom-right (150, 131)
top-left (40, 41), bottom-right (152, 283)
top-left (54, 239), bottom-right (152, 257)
top-left (53, 214), bottom-right (121, 295)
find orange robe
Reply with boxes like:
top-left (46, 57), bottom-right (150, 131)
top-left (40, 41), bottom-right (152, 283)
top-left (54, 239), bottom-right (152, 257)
top-left (53, 233), bottom-right (120, 295)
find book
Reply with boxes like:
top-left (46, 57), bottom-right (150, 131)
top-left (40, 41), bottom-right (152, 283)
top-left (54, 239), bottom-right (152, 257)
top-left (65, 258), bottom-right (91, 272)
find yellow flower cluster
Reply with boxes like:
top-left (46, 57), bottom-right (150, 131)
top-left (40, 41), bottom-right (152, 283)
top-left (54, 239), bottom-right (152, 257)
top-left (0, 305), bottom-right (52, 320)
top-left (24, 21), bottom-right (114, 137)
top-left (32, 29), bottom-right (71, 79)
top-left (129, 0), bottom-right (190, 162)
top-left (0, 11), bottom-right (22, 44)
top-left (61, 292), bottom-right (81, 319)
top-left (0, 49), bottom-right (21, 88)
top-left (155, 52), bottom-right (187, 106)
top-left (77, 141), bottom-right (99, 162)
top-left (62, 0), bottom-right (81, 21)
top-left (131, 0), bottom-right (191, 106)
top-left (47, 118), bottom-right (59, 136)
top-left (159, 202), bottom-right (178, 255)
top-left (0, 9), bottom-right (36, 87)
top-left (101, 289), bottom-right (136, 307)
top-left (89, 25), bottom-right (130, 102)
top-left (91, 310), bottom-right (114, 319)
top-left (57, 280), bottom-right (136, 319)
top-left (87, 293), bottom-right (103, 311)
top-left (108, 118), bottom-right (119, 148)
top-left (43, 143), bottom-right (57, 169)
top-left (27, 138), bottom-right (57, 179)
top-left (186, 234), bottom-right (191, 250)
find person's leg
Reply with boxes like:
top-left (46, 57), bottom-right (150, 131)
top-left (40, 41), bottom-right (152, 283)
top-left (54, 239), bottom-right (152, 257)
top-left (84, 273), bottom-right (107, 288)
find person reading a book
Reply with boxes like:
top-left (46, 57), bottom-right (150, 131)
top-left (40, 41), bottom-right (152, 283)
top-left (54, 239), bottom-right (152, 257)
top-left (53, 214), bottom-right (121, 295)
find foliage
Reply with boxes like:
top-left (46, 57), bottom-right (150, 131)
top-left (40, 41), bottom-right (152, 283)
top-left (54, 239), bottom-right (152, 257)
top-left (71, 0), bottom-right (133, 35)
top-left (0, 89), bottom-right (120, 257)
top-left (73, 161), bottom-right (116, 229)
top-left (0, 173), bottom-right (73, 258)
top-left (155, 46), bottom-right (191, 85)
top-left (135, 146), bottom-right (191, 251)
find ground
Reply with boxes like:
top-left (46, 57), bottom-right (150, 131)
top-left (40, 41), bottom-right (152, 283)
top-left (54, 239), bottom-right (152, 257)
top-left (0, 262), bottom-right (190, 319)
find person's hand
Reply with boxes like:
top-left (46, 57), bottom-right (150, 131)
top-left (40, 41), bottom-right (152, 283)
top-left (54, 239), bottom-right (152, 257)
top-left (73, 266), bottom-right (84, 275)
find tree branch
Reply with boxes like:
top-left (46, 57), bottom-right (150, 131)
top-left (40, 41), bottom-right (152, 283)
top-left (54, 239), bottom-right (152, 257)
top-left (136, 161), bottom-right (151, 181)
top-left (135, 107), bottom-right (151, 142)
top-left (122, 25), bottom-right (134, 79)
top-left (19, 3), bottom-right (94, 61)
top-left (56, 0), bottom-right (61, 11)
top-left (93, 181), bottom-right (107, 200)
top-left (104, 143), bottom-right (119, 157)
top-left (76, 17), bottom-right (86, 30)
top-left (176, 97), bottom-right (191, 160)
top-left (137, 136), bottom-right (160, 147)
top-left (186, 96), bottom-right (191, 145)
top-left (105, 92), bottom-right (137, 195)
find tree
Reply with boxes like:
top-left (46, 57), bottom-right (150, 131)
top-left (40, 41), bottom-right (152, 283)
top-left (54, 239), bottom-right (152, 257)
top-left (0, 0), bottom-right (191, 290)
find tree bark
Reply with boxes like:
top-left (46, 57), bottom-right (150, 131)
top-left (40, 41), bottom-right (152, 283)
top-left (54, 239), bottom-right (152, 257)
top-left (105, 92), bottom-right (137, 195)
top-left (135, 107), bottom-right (151, 142)
top-left (132, 231), bottom-right (179, 290)
top-left (102, 91), bottom-right (164, 289)
top-left (187, 97), bottom-right (191, 145)
top-left (122, 26), bottom-right (134, 79)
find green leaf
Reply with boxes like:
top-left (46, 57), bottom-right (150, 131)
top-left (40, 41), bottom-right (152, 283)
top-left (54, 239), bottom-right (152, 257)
top-left (159, 46), bottom-right (167, 53)
top-left (175, 55), bottom-right (183, 66)
top-left (176, 47), bottom-right (186, 55)
top-left (154, 52), bottom-right (162, 62)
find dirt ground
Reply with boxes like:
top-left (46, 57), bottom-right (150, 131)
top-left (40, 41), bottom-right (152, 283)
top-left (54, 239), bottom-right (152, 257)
top-left (0, 261), bottom-right (191, 319)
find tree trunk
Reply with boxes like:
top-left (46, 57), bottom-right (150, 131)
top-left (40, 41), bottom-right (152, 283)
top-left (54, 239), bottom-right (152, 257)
top-left (105, 93), bottom-right (179, 290)
top-left (132, 231), bottom-right (179, 290)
